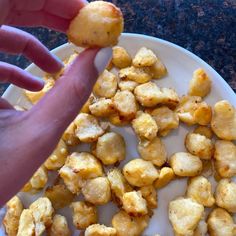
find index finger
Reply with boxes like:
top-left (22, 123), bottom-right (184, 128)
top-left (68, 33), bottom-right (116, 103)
top-left (12, 0), bottom-right (86, 19)
top-left (4, 0), bottom-right (87, 32)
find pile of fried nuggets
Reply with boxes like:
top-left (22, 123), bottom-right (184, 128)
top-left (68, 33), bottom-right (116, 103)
top-left (3, 1), bottom-right (236, 235)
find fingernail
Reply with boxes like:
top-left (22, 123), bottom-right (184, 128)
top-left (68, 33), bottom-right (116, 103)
top-left (94, 47), bottom-right (112, 75)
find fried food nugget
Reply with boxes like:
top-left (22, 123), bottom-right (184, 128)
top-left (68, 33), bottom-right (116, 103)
top-left (62, 121), bottom-right (80, 146)
top-left (107, 168), bottom-right (133, 204)
top-left (139, 185), bottom-right (157, 209)
top-left (185, 133), bottom-right (214, 160)
top-left (119, 66), bottom-right (153, 84)
top-left (134, 82), bottom-right (179, 108)
top-left (214, 140), bottom-right (236, 178)
top-left (47, 214), bottom-right (70, 236)
top-left (63, 152), bottom-right (103, 179)
top-left (123, 159), bottom-right (159, 187)
top-left (44, 139), bottom-right (68, 170)
top-left (150, 57), bottom-right (167, 79)
top-left (16, 209), bottom-right (35, 236)
top-left (112, 210), bottom-right (149, 236)
top-left (169, 197), bottom-right (204, 236)
top-left (132, 111), bottom-right (158, 140)
top-left (207, 208), bottom-right (236, 236)
top-left (113, 90), bottom-right (137, 120)
top-left (82, 177), bottom-right (111, 205)
top-left (211, 100), bottom-right (236, 141)
top-left (67, 1), bottom-right (123, 47)
top-left (3, 196), bottom-right (23, 236)
top-left (29, 197), bottom-right (54, 235)
top-left (59, 166), bottom-right (83, 194)
top-left (186, 176), bottom-right (215, 207)
top-left (122, 191), bottom-right (148, 216)
top-left (138, 137), bottom-right (167, 167)
top-left (176, 95), bottom-right (212, 126)
top-left (89, 98), bottom-right (115, 118)
top-left (44, 184), bottom-right (75, 210)
top-left (75, 113), bottom-right (104, 142)
top-left (215, 179), bottom-right (236, 213)
top-left (150, 106), bottom-right (179, 136)
top-left (132, 47), bottom-right (157, 67)
top-left (22, 166), bottom-right (48, 192)
top-left (93, 70), bottom-right (118, 98)
top-left (118, 80), bottom-right (138, 92)
top-left (189, 68), bottom-right (211, 98)
top-left (85, 224), bottom-right (117, 236)
top-left (112, 46), bottom-right (132, 69)
top-left (170, 152), bottom-right (202, 177)
top-left (154, 167), bottom-right (175, 189)
top-left (95, 132), bottom-right (126, 165)
top-left (70, 201), bottom-right (97, 230)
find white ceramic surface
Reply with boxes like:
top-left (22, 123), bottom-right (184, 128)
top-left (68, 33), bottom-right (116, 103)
top-left (1, 33), bottom-right (236, 236)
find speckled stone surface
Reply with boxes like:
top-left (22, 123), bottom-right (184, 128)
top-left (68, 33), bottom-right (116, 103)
top-left (0, 0), bottom-right (235, 95)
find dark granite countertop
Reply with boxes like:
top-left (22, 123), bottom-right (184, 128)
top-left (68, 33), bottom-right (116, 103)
top-left (0, 0), bottom-right (235, 95)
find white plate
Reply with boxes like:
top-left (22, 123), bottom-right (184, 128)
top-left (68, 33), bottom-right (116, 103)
top-left (1, 33), bottom-right (236, 236)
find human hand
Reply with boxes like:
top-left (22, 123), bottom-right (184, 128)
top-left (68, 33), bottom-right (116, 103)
top-left (0, 0), bottom-right (87, 92)
top-left (0, 0), bottom-right (113, 205)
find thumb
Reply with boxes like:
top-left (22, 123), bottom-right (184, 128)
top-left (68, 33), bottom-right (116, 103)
top-left (0, 47), bottom-right (112, 205)
top-left (27, 47), bottom-right (112, 141)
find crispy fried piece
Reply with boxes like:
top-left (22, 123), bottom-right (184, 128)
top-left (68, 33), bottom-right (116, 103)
top-left (189, 68), bottom-right (211, 98)
top-left (3, 196), bottom-right (23, 236)
top-left (169, 197), bottom-right (204, 236)
top-left (123, 159), bottom-right (159, 187)
top-left (139, 185), bottom-right (157, 209)
top-left (132, 111), bottom-right (158, 140)
top-left (154, 167), bottom-right (175, 189)
top-left (214, 140), bottom-right (236, 178)
top-left (211, 100), bottom-right (236, 141)
top-left (17, 209), bottom-right (35, 236)
top-left (85, 224), bottom-right (117, 236)
top-left (67, 1), bottom-right (123, 47)
top-left (150, 106), bottom-right (179, 136)
top-left (47, 214), bottom-right (70, 236)
top-left (132, 47), bottom-right (157, 67)
top-left (95, 132), bottom-right (126, 165)
top-left (170, 152), bottom-right (203, 177)
top-left (44, 184), bottom-right (75, 210)
top-left (75, 113), bottom-right (104, 142)
top-left (185, 133), bottom-right (214, 160)
top-left (107, 168), bottom-right (133, 204)
top-left (71, 201), bottom-right (97, 230)
top-left (113, 90), bottom-right (137, 120)
top-left (215, 179), bottom-right (236, 213)
top-left (134, 82), bottom-right (179, 108)
top-left (138, 137), bottom-right (167, 167)
top-left (207, 208), bottom-right (236, 236)
top-left (112, 46), bottom-right (132, 69)
top-left (93, 70), bottom-right (118, 98)
top-left (112, 210), bottom-right (149, 236)
top-left (186, 176), bottom-right (215, 207)
top-left (44, 140), bottom-right (68, 170)
top-left (82, 177), bottom-right (111, 205)
top-left (122, 191), bottom-right (148, 216)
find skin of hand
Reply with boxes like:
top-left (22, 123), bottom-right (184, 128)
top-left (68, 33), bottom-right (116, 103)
top-left (0, 0), bottom-right (113, 206)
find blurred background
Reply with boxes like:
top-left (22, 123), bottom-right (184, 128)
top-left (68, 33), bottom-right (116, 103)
top-left (0, 0), bottom-right (235, 95)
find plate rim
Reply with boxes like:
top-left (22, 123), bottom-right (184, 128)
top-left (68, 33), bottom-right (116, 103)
top-left (2, 32), bottom-right (236, 102)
